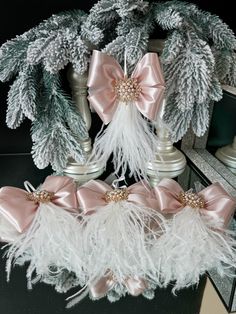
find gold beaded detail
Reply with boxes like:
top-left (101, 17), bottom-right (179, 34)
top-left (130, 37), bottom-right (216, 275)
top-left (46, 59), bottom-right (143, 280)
top-left (104, 189), bottom-right (129, 203)
top-left (114, 77), bottom-right (142, 102)
top-left (27, 190), bottom-right (54, 203)
top-left (179, 191), bottom-right (205, 209)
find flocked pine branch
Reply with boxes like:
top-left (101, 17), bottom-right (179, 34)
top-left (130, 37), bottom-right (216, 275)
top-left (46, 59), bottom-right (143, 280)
top-left (0, 10), bottom-right (86, 81)
top-left (31, 70), bottom-right (88, 172)
top-left (6, 65), bottom-right (41, 128)
top-left (0, 10), bottom-right (89, 170)
top-left (163, 31), bottom-right (215, 111)
top-left (85, 0), bottom-right (119, 31)
top-left (103, 2), bottom-right (154, 71)
top-left (152, 0), bottom-right (235, 141)
top-left (221, 52), bottom-right (236, 87)
top-left (26, 11), bottom-right (88, 74)
top-left (153, 1), bottom-right (184, 30)
top-left (19, 65), bottom-right (40, 121)
top-left (6, 75), bottom-right (25, 129)
top-left (163, 94), bottom-right (210, 141)
top-left (0, 33), bottom-right (33, 82)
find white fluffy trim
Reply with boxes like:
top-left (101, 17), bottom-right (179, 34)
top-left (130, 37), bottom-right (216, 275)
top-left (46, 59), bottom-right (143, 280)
top-left (80, 200), bottom-right (167, 285)
top-left (90, 103), bottom-right (159, 179)
top-left (151, 207), bottom-right (236, 292)
top-left (5, 203), bottom-right (84, 289)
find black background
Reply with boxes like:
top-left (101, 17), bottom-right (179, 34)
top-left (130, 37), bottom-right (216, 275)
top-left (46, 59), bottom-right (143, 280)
top-left (0, 1), bottom-right (234, 313)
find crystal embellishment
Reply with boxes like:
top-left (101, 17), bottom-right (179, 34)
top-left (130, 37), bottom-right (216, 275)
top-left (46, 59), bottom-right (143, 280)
top-left (114, 77), bottom-right (142, 102)
top-left (104, 189), bottom-right (129, 203)
top-left (179, 191), bottom-right (205, 209)
top-left (27, 190), bottom-right (55, 203)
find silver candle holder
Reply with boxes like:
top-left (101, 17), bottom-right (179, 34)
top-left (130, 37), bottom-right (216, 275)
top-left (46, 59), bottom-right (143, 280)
top-left (216, 136), bottom-right (236, 174)
top-left (63, 67), bottom-right (105, 185)
top-left (214, 85), bottom-right (236, 175)
top-left (147, 100), bottom-right (186, 187)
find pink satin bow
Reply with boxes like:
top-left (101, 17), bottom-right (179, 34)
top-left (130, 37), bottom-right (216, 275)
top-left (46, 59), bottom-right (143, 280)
top-left (152, 178), bottom-right (236, 227)
top-left (0, 176), bottom-right (78, 233)
top-left (87, 50), bottom-right (165, 124)
top-left (90, 273), bottom-right (147, 299)
top-left (77, 180), bottom-right (154, 213)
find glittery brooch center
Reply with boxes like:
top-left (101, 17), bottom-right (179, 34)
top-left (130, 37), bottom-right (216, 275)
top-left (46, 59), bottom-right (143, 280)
top-left (179, 191), bottom-right (205, 209)
top-left (27, 190), bottom-right (55, 203)
top-left (104, 189), bottom-right (129, 203)
top-left (114, 77), bottom-right (142, 102)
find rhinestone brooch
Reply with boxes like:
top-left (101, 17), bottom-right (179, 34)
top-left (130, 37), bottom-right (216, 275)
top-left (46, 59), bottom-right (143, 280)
top-left (179, 191), bottom-right (205, 209)
top-left (104, 189), bottom-right (129, 203)
top-left (27, 190), bottom-right (55, 203)
top-left (114, 77), bottom-right (142, 102)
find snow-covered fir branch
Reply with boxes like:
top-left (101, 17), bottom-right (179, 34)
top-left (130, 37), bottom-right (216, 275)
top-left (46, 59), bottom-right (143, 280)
top-left (31, 70), bottom-right (88, 171)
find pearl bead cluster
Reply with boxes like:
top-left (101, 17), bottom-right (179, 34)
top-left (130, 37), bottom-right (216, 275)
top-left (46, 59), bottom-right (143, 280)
top-left (104, 188), bottom-right (129, 203)
top-left (27, 190), bottom-right (55, 204)
top-left (114, 77), bottom-right (142, 102)
top-left (179, 191), bottom-right (205, 209)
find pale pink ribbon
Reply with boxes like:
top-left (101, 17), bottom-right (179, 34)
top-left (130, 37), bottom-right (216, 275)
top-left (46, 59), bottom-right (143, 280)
top-left (0, 176), bottom-right (78, 233)
top-left (90, 272), bottom-right (147, 299)
top-left (77, 179), bottom-right (154, 213)
top-left (152, 178), bottom-right (236, 227)
top-left (87, 50), bottom-right (165, 124)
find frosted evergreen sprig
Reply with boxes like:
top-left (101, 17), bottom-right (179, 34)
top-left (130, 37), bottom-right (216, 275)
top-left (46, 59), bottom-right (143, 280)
top-left (103, 5), bottom-right (153, 71)
top-left (154, 1), bottom-right (184, 30)
top-left (116, 0), bottom-right (149, 17)
top-left (161, 30), bottom-right (184, 64)
top-left (68, 35), bottom-right (91, 75)
top-left (0, 10), bottom-right (89, 171)
top-left (0, 10), bottom-right (86, 82)
top-left (0, 34), bottom-right (33, 82)
top-left (224, 53), bottom-right (236, 87)
top-left (6, 75), bottom-right (25, 129)
top-left (192, 10), bottom-right (236, 50)
top-left (6, 65), bottom-right (41, 128)
top-left (163, 31), bottom-right (215, 111)
top-left (18, 65), bottom-right (40, 121)
top-left (31, 71), bottom-right (88, 172)
top-left (26, 10), bottom-right (88, 74)
top-left (163, 95), bottom-right (211, 142)
top-left (152, 0), bottom-right (236, 140)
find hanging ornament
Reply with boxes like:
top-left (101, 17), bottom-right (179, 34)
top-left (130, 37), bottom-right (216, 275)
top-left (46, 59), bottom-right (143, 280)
top-left (0, 176), bottom-right (84, 289)
top-left (150, 178), bottom-right (236, 292)
top-left (66, 178), bottom-right (167, 307)
top-left (87, 50), bottom-right (165, 179)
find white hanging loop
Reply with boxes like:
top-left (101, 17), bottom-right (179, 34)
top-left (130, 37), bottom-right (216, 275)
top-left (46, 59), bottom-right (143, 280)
top-left (112, 176), bottom-right (127, 190)
top-left (24, 181), bottom-right (36, 193)
top-left (124, 49), bottom-right (128, 77)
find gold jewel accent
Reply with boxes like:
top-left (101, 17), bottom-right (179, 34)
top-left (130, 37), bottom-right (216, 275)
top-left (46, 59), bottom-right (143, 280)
top-left (27, 190), bottom-right (54, 203)
top-left (104, 188), bottom-right (129, 203)
top-left (179, 191), bottom-right (205, 209)
top-left (114, 77), bottom-right (142, 102)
